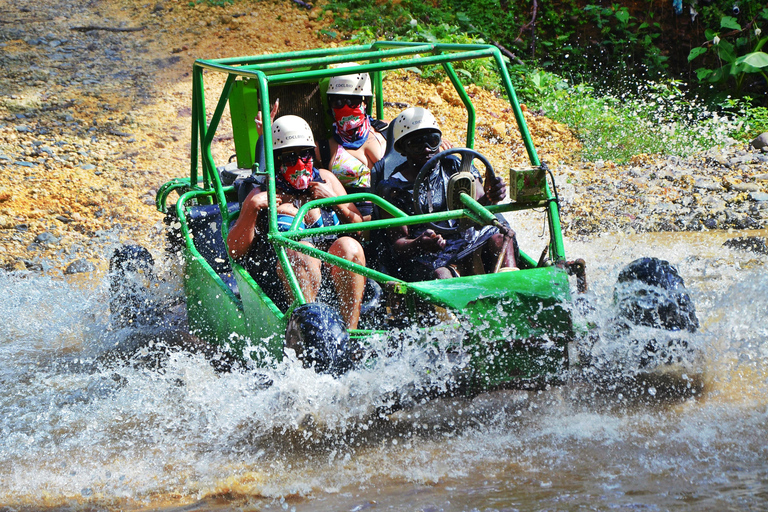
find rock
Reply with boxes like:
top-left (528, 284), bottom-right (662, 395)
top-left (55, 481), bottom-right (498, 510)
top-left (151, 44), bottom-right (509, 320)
top-left (490, 121), bottom-right (506, 139)
top-left (750, 192), bottom-right (768, 202)
top-left (723, 236), bottom-right (768, 255)
top-left (694, 178), bottom-right (722, 191)
top-left (731, 182), bottom-right (761, 192)
top-left (35, 232), bottom-right (59, 244)
top-left (751, 132), bottom-right (768, 150)
top-left (64, 258), bottom-right (95, 274)
top-left (8, 260), bottom-right (27, 271)
top-left (425, 94), bottom-right (443, 106)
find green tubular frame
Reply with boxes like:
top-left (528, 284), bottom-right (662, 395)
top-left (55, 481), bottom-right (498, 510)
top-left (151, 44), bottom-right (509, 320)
top-left (176, 40), bottom-right (568, 323)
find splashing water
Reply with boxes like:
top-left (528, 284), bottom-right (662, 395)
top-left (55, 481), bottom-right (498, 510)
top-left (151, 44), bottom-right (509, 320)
top-left (1, 231), bottom-right (767, 510)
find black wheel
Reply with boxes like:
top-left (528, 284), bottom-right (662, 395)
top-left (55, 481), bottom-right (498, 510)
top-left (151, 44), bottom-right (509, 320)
top-left (412, 148), bottom-right (495, 234)
top-left (614, 257), bottom-right (699, 333)
top-left (285, 303), bottom-right (356, 376)
top-left (109, 245), bottom-right (157, 325)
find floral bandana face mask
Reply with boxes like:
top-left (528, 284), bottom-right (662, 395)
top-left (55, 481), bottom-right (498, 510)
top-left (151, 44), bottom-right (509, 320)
top-left (333, 104), bottom-right (366, 133)
top-left (280, 152), bottom-right (313, 190)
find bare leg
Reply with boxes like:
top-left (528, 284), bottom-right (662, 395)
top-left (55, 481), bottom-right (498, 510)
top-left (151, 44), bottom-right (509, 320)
top-left (277, 242), bottom-right (322, 303)
top-left (328, 236), bottom-right (366, 329)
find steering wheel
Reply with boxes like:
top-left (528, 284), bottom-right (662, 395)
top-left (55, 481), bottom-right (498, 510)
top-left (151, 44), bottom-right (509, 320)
top-left (412, 148), bottom-right (495, 234)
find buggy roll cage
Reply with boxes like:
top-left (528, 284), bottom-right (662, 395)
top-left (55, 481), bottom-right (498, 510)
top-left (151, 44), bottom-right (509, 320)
top-left (156, 41), bottom-right (567, 309)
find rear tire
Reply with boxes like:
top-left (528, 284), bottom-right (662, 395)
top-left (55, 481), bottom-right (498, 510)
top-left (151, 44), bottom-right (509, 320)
top-left (109, 245), bottom-right (157, 326)
top-left (285, 303), bottom-right (356, 376)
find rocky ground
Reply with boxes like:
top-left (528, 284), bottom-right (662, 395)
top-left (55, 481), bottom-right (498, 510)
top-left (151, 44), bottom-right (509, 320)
top-left (1, 0), bottom-right (767, 274)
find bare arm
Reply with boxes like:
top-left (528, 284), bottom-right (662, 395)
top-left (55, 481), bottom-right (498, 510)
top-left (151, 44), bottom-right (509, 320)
top-left (380, 208), bottom-right (446, 257)
top-left (226, 189), bottom-right (269, 260)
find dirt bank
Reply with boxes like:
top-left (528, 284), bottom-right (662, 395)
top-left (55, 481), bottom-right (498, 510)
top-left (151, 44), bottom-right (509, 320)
top-left (1, 0), bottom-right (766, 274)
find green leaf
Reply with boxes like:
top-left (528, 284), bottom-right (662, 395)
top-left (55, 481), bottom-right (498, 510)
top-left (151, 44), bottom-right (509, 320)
top-left (735, 51), bottom-right (768, 69)
top-left (708, 65), bottom-right (729, 82)
top-left (695, 67), bottom-right (714, 81)
top-left (638, 22), bottom-right (649, 30)
top-left (705, 29), bottom-right (716, 40)
top-left (688, 47), bottom-right (707, 61)
top-left (615, 9), bottom-right (630, 24)
top-left (755, 36), bottom-right (768, 53)
top-left (716, 39), bottom-right (737, 63)
top-left (721, 16), bottom-right (741, 31)
top-left (761, 8), bottom-right (768, 21)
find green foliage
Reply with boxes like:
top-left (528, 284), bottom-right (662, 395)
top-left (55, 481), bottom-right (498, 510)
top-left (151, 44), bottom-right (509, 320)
top-left (722, 97), bottom-right (768, 140)
top-left (317, 0), bottom-right (757, 162)
top-left (512, 69), bottom-right (738, 162)
top-left (190, 0), bottom-right (233, 6)
top-left (687, 7), bottom-right (768, 97)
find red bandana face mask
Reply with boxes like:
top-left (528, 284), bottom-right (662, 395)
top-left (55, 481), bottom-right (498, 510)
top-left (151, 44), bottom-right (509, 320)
top-left (281, 158), bottom-right (313, 190)
top-left (333, 104), bottom-right (366, 132)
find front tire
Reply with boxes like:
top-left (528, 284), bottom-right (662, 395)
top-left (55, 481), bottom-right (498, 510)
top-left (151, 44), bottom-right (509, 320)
top-left (285, 303), bottom-right (356, 376)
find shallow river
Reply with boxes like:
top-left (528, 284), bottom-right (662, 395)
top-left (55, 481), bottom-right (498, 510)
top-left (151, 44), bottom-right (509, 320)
top-left (1, 230), bottom-right (767, 511)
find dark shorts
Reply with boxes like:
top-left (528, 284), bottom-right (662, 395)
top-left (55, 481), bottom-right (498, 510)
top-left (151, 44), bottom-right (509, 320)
top-left (413, 224), bottom-right (499, 272)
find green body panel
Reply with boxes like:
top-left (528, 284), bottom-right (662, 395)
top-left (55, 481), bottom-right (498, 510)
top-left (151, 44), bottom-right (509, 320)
top-left (182, 247), bottom-right (247, 353)
top-left (231, 262), bottom-right (285, 364)
top-left (229, 80), bottom-right (260, 170)
top-left (403, 267), bottom-right (572, 391)
top-left (406, 266), bottom-right (571, 311)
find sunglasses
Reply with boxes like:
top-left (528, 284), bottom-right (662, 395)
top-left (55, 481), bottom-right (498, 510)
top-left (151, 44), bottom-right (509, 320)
top-left (329, 95), bottom-right (364, 109)
top-left (403, 132), bottom-right (442, 153)
top-left (278, 148), bottom-right (314, 167)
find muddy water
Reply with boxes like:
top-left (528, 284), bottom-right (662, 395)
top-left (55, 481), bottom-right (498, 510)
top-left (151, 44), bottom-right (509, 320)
top-left (1, 230), bottom-right (767, 511)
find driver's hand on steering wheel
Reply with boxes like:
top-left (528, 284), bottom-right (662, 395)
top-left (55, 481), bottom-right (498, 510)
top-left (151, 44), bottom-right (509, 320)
top-left (416, 229), bottom-right (446, 253)
top-left (484, 175), bottom-right (507, 204)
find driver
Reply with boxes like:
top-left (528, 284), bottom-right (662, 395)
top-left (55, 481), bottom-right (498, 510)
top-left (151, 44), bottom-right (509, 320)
top-left (378, 107), bottom-right (518, 281)
top-left (227, 115), bottom-right (367, 329)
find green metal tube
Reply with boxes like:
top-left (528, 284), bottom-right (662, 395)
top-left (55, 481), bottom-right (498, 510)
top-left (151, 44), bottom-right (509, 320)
top-left (194, 48), bottom-right (496, 85)
top-left (190, 65), bottom-right (204, 188)
top-left (494, 50), bottom-right (539, 167)
top-left (286, 193), bottom-right (407, 232)
top-left (207, 44), bottom-right (377, 67)
top-left (273, 235), bottom-right (404, 285)
top-left (442, 61), bottom-right (476, 148)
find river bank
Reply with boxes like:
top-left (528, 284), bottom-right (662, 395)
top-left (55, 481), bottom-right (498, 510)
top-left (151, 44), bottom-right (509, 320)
top-left (1, 0), bottom-right (767, 274)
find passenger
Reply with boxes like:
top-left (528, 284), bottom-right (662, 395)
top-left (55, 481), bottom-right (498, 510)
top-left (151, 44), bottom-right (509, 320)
top-left (378, 107), bottom-right (518, 281)
top-left (318, 71), bottom-right (388, 221)
top-left (254, 72), bottom-right (386, 222)
top-left (227, 115), bottom-right (367, 329)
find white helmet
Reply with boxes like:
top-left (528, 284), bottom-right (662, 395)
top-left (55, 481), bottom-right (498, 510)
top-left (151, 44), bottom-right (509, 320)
top-left (392, 107), bottom-right (442, 152)
top-left (327, 71), bottom-right (372, 97)
top-left (271, 115), bottom-right (315, 151)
